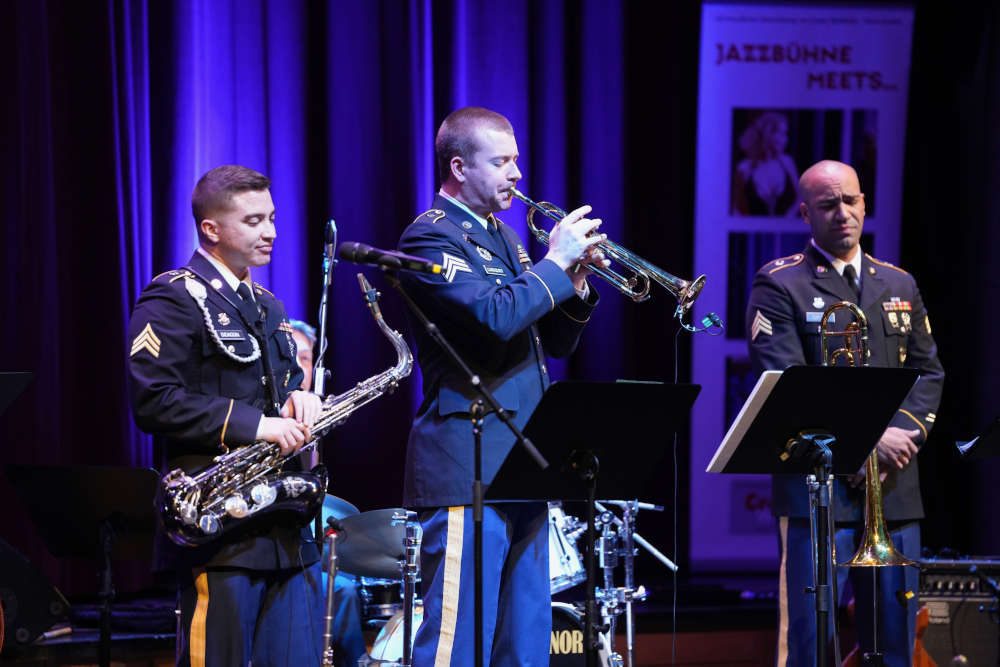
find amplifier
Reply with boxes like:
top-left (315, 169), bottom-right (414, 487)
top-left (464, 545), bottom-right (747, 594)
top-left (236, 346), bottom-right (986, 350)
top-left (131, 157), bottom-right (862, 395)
top-left (918, 558), bottom-right (999, 666)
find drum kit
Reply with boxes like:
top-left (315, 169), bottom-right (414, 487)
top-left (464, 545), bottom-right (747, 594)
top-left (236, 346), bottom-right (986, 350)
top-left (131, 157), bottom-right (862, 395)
top-left (321, 494), bottom-right (673, 667)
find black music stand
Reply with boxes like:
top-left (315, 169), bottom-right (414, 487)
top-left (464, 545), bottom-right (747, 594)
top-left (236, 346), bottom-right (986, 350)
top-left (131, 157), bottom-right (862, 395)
top-left (487, 380), bottom-right (700, 667)
top-left (956, 417), bottom-right (1000, 461)
top-left (706, 365), bottom-right (918, 667)
top-left (5, 464), bottom-right (159, 667)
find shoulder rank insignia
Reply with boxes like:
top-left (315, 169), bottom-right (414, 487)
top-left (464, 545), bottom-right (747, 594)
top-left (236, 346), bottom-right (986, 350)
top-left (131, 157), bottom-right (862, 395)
top-left (130, 323), bottom-right (161, 358)
top-left (441, 252), bottom-right (472, 282)
top-left (750, 310), bottom-right (773, 341)
top-left (516, 245), bottom-right (531, 265)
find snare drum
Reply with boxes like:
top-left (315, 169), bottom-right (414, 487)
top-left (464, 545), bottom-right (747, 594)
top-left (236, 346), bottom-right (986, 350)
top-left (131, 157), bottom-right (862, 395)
top-left (358, 577), bottom-right (404, 620)
top-left (548, 501), bottom-right (586, 594)
top-left (363, 602), bottom-right (611, 666)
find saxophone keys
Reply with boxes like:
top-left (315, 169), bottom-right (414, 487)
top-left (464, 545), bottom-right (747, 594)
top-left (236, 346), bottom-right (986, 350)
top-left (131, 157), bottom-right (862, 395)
top-left (224, 495), bottom-right (250, 518)
top-left (251, 484), bottom-right (278, 507)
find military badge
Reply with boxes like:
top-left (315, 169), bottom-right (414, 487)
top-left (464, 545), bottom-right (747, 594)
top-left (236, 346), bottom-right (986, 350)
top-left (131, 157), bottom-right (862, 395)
top-left (888, 312), bottom-right (899, 328)
top-left (516, 245), bottom-right (531, 265)
top-left (901, 312), bottom-right (911, 328)
top-left (750, 310), bottom-right (773, 341)
top-left (441, 252), bottom-right (472, 283)
top-left (218, 312), bottom-right (231, 326)
top-left (210, 278), bottom-right (224, 290)
top-left (812, 297), bottom-right (825, 309)
top-left (477, 246), bottom-right (493, 261)
top-left (130, 323), bottom-right (161, 358)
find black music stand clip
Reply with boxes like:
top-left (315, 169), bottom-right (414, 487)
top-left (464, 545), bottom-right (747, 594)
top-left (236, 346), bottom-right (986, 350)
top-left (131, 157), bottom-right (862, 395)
top-left (5, 464), bottom-right (159, 667)
top-left (488, 379), bottom-right (700, 667)
top-left (707, 365), bottom-right (918, 667)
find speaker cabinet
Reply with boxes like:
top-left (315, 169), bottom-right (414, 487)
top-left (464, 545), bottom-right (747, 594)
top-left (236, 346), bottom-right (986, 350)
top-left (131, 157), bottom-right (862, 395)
top-left (921, 596), bottom-right (998, 665)
top-left (0, 538), bottom-right (69, 653)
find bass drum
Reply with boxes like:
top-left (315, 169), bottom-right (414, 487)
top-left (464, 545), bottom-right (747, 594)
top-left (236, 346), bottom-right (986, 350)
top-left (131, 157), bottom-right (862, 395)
top-left (364, 602), bottom-right (612, 666)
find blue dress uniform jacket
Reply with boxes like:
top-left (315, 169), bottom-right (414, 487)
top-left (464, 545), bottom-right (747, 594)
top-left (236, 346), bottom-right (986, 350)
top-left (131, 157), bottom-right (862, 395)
top-left (398, 195), bottom-right (599, 508)
top-left (746, 244), bottom-right (944, 521)
top-left (127, 251), bottom-right (319, 571)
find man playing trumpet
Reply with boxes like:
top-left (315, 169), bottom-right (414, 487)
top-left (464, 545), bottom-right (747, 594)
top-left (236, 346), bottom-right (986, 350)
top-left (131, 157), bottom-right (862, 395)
top-left (397, 106), bottom-right (608, 666)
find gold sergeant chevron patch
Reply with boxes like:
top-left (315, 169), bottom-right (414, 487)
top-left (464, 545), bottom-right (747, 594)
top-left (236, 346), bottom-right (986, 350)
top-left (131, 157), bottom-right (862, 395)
top-left (130, 323), bottom-right (161, 358)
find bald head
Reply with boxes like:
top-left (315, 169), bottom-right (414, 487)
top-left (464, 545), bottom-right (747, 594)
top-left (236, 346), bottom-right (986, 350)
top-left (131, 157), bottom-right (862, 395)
top-left (798, 160), bottom-right (860, 201)
top-left (798, 160), bottom-right (866, 261)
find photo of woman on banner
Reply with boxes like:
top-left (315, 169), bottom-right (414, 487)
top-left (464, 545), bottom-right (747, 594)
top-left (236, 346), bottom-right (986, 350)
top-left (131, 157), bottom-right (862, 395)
top-left (730, 110), bottom-right (800, 217)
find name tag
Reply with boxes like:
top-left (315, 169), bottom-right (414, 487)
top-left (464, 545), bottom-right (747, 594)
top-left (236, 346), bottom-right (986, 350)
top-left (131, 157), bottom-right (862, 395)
top-left (806, 311), bottom-right (823, 323)
top-left (218, 330), bottom-right (246, 340)
top-left (484, 266), bottom-right (507, 276)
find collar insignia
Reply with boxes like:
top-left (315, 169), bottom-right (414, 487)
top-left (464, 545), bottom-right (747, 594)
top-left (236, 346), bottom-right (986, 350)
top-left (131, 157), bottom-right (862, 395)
top-left (210, 278), bottom-right (224, 290)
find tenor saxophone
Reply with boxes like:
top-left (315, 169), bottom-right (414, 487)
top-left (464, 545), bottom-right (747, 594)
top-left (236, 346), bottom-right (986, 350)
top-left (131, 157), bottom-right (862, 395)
top-left (160, 274), bottom-right (413, 547)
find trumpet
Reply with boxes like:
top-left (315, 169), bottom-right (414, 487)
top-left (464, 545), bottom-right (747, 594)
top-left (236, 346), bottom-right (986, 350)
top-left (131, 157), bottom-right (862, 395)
top-left (509, 188), bottom-right (706, 311)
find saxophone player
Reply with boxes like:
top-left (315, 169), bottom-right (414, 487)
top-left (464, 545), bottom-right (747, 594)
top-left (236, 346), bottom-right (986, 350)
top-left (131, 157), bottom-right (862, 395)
top-left (127, 165), bottom-right (325, 666)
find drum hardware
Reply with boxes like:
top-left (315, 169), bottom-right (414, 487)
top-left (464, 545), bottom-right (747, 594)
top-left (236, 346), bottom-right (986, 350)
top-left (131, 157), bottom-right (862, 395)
top-left (321, 517), bottom-right (340, 667)
top-left (587, 499), bottom-right (672, 667)
top-left (390, 510), bottom-right (421, 667)
top-left (549, 502), bottom-right (587, 595)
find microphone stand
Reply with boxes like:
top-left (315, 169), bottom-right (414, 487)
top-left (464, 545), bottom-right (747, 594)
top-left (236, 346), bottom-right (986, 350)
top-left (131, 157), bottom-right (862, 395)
top-left (313, 220), bottom-right (337, 543)
top-left (380, 269), bottom-right (548, 667)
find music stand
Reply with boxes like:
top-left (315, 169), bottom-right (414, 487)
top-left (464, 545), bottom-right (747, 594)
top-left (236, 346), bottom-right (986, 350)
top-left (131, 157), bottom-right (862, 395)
top-left (487, 380), bottom-right (700, 667)
top-left (0, 372), bottom-right (32, 416)
top-left (706, 365), bottom-right (918, 667)
top-left (956, 417), bottom-right (1000, 460)
top-left (4, 464), bottom-right (159, 667)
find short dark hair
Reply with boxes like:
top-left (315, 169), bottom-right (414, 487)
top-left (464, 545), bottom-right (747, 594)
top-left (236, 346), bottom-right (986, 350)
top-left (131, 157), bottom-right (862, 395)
top-left (191, 165), bottom-right (271, 224)
top-left (435, 107), bottom-right (514, 183)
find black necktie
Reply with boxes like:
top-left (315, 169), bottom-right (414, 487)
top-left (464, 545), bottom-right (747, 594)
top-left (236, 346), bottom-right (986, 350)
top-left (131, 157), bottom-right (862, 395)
top-left (235, 282), bottom-right (262, 328)
top-left (843, 264), bottom-right (861, 303)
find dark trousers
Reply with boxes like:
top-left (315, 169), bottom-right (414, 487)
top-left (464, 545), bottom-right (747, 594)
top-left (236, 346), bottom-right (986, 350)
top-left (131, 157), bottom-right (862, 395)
top-left (776, 517), bottom-right (920, 667)
top-left (175, 562), bottom-right (324, 667)
top-left (412, 503), bottom-right (551, 667)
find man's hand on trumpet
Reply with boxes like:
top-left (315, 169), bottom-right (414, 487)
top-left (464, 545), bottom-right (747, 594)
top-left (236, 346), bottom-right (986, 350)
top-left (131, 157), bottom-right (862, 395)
top-left (544, 204), bottom-right (612, 290)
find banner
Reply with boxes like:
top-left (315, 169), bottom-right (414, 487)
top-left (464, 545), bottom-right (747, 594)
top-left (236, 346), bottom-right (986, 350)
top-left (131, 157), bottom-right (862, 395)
top-left (691, 3), bottom-right (914, 569)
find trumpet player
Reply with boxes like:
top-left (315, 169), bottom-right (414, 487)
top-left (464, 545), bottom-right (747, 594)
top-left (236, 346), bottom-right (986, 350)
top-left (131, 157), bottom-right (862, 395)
top-left (746, 160), bottom-right (944, 667)
top-left (127, 165), bottom-right (325, 666)
top-left (397, 106), bottom-right (608, 666)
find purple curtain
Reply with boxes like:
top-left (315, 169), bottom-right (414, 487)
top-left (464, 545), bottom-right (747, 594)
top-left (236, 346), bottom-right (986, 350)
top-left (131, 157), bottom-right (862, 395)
top-left (1, 0), bottom-right (997, 596)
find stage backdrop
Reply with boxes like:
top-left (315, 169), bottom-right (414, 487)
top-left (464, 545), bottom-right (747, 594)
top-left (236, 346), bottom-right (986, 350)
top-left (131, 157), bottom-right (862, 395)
top-left (690, 2), bottom-right (915, 570)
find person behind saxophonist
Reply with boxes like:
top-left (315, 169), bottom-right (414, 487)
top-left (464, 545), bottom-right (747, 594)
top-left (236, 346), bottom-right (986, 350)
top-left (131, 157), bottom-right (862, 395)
top-left (745, 159), bottom-right (944, 667)
top-left (127, 165), bottom-right (325, 666)
top-left (397, 106), bottom-right (609, 666)
top-left (288, 318), bottom-right (367, 667)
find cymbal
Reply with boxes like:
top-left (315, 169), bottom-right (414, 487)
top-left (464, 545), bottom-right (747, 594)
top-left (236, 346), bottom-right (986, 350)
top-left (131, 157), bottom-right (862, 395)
top-left (335, 508), bottom-right (407, 579)
top-left (322, 493), bottom-right (360, 522)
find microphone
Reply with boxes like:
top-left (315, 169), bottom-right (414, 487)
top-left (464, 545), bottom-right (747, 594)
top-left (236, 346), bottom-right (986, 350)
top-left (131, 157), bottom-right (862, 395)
top-left (338, 242), bottom-right (442, 274)
top-left (324, 220), bottom-right (337, 258)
